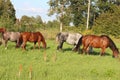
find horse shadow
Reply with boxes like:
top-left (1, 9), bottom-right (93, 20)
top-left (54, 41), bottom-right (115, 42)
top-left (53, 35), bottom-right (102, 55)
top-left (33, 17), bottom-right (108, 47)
top-left (79, 51), bottom-right (111, 56)
top-left (56, 47), bottom-right (111, 57)
top-left (63, 48), bottom-right (72, 52)
top-left (29, 46), bottom-right (50, 50)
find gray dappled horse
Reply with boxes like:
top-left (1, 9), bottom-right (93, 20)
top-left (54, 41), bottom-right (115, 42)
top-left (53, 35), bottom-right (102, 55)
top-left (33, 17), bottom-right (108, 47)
top-left (2, 32), bottom-right (22, 49)
top-left (56, 32), bottom-right (82, 51)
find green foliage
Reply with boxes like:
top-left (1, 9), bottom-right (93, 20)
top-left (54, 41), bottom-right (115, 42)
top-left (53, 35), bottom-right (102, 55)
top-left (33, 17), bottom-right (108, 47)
top-left (93, 5), bottom-right (120, 37)
top-left (0, 0), bottom-right (16, 30)
top-left (19, 15), bottom-right (44, 32)
top-left (69, 0), bottom-right (88, 27)
top-left (48, 0), bottom-right (72, 29)
top-left (46, 20), bottom-right (60, 28)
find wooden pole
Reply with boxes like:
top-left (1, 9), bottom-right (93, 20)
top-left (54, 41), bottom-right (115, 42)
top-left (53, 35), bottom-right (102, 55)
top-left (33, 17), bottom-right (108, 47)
top-left (86, 0), bottom-right (91, 30)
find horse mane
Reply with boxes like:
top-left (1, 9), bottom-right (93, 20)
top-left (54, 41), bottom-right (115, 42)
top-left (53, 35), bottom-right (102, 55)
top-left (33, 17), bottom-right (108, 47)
top-left (101, 35), bottom-right (117, 50)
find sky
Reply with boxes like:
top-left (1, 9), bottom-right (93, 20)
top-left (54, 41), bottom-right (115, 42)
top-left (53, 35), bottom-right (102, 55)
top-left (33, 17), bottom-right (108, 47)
top-left (10, 0), bottom-right (56, 22)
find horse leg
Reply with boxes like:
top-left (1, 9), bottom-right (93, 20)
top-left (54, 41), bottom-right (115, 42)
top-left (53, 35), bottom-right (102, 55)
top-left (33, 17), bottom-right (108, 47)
top-left (82, 45), bottom-right (86, 54)
top-left (21, 41), bottom-right (26, 50)
top-left (37, 41), bottom-right (41, 49)
top-left (57, 41), bottom-right (64, 50)
top-left (4, 40), bottom-right (8, 49)
top-left (82, 45), bottom-right (89, 55)
top-left (100, 48), bottom-right (105, 56)
top-left (88, 46), bottom-right (93, 53)
top-left (16, 39), bottom-right (20, 48)
top-left (72, 44), bottom-right (80, 52)
top-left (34, 42), bottom-right (36, 49)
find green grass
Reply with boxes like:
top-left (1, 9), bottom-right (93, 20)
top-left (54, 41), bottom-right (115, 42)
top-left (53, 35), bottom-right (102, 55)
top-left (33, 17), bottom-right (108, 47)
top-left (0, 40), bottom-right (120, 80)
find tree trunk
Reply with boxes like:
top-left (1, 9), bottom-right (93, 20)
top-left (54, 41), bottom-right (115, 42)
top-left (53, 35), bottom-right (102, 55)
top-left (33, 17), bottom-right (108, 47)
top-left (86, 0), bottom-right (91, 30)
top-left (60, 21), bottom-right (63, 32)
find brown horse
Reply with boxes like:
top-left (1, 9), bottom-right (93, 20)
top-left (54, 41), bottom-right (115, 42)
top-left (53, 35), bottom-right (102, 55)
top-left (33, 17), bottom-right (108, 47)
top-left (20, 32), bottom-right (46, 50)
top-left (77, 35), bottom-right (119, 58)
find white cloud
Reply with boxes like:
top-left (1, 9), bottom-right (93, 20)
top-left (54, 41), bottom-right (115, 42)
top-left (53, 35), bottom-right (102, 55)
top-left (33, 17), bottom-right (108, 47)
top-left (17, 7), bottom-right (47, 13)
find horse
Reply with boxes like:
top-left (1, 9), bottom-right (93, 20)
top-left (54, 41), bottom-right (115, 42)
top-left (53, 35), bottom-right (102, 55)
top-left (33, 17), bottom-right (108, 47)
top-left (56, 32), bottom-right (82, 51)
top-left (77, 35), bottom-right (119, 58)
top-left (2, 32), bottom-right (22, 49)
top-left (0, 28), bottom-right (22, 49)
top-left (19, 32), bottom-right (46, 50)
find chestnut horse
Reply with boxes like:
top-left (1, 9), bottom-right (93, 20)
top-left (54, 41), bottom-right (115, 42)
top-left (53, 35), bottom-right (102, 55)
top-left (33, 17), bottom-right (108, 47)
top-left (77, 35), bottom-right (119, 58)
top-left (20, 32), bottom-right (46, 50)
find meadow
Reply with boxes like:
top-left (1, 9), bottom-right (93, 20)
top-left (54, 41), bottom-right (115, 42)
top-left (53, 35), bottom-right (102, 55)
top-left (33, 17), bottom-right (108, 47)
top-left (0, 28), bottom-right (120, 80)
top-left (0, 38), bottom-right (120, 80)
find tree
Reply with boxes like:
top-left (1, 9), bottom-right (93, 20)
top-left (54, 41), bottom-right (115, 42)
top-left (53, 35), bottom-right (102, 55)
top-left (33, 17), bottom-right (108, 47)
top-left (93, 5), bottom-right (120, 37)
top-left (86, 0), bottom-right (91, 30)
top-left (20, 15), bottom-right (44, 31)
top-left (46, 20), bottom-right (60, 28)
top-left (0, 0), bottom-right (16, 30)
top-left (48, 0), bottom-right (71, 32)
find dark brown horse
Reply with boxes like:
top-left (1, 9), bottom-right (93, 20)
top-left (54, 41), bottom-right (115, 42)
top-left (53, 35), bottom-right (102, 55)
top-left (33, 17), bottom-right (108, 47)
top-left (77, 35), bottom-right (119, 58)
top-left (20, 32), bottom-right (46, 50)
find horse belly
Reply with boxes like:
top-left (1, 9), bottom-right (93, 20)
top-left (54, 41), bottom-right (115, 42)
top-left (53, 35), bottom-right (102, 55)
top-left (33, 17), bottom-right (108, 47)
top-left (29, 37), bottom-right (38, 42)
top-left (90, 40), bottom-right (101, 48)
top-left (66, 36), bottom-right (75, 45)
top-left (66, 34), bottom-right (81, 45)
top-left (10, 36), bottom-right (18, 41)
top-left (10, 33), bottom-right (20, 41)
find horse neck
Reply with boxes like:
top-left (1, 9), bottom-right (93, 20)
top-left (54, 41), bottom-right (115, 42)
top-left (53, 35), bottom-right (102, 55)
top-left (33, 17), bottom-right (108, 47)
top-left (109, 38), bottom-right (117, 52)
top-left (42, 40), bottom-right (47, 49)
top-left (40, 33), bottom-right (46, 49)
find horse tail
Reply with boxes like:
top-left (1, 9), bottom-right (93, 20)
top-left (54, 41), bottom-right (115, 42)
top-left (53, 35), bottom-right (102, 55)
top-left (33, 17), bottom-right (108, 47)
top-left (73, 36), bottom-right (83, 51)
top-left (39, 32), bottom-right (47, 49)
top-left (77, 36), bottom-right (83, 46)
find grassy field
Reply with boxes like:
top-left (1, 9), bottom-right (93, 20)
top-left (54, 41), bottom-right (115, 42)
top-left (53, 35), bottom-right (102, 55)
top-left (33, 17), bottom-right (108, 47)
top-left (0, 39), bottom-right (120, 80)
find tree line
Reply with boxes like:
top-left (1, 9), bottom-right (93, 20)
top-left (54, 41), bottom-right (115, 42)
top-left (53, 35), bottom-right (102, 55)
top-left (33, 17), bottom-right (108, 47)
top-left (0, 0), bottom-right (120, 37)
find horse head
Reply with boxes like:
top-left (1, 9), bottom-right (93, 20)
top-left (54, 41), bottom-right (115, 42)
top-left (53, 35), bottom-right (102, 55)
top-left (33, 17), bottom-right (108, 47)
top-left (113, 48), bottom-right (119, 58)
top-left (0, 28), bottom-right (6, 33)
top-left (56, 32), bottom-right (61, 42)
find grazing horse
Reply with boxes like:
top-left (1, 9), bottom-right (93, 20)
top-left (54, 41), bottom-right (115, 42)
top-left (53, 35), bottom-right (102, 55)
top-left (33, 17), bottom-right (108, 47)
top-left (0, 28), bottom-right (22, 48)
top-left (2, 32), bottom-right (22, 48)
top-left (77, 35), bottom-right (119, 58)
top-left (20, 32), bottom-right (46, 50)
top-left (56, 32), bottom-right (82, 51)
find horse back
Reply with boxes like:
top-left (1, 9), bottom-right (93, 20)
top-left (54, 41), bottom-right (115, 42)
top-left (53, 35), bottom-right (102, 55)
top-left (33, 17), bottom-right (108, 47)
top-left (82, 35), bottom-right (110, 48)
top-left (29, 32), bottom-right (42, 42)
top-left (21, 32), bottom-right (44, 42)
top-left (21, 32), bottom-right (31, 41)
